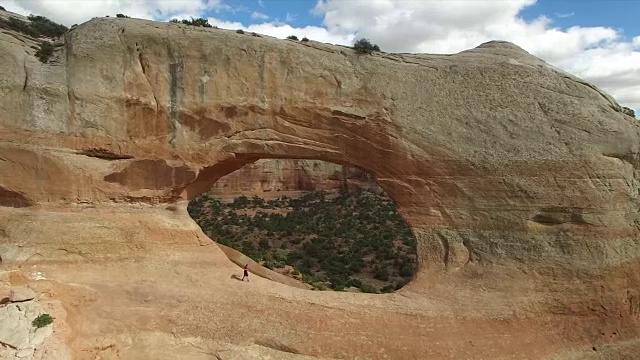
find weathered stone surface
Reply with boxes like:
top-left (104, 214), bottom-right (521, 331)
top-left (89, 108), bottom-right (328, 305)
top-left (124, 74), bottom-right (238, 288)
top-left (0, 304), bottom-right (31, 349)
top-left (0, 12), bottom-right (639, 359)
top-left (9, 287), bottom-right (36, 302)
top-left (0, 301), bottom-right (49, 353)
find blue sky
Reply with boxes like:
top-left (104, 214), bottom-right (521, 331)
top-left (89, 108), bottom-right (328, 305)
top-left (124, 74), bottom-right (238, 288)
top-left (2, 0), bottom-right (639, 113)
top-left (521, 0), bottom-right (639, 38)
top-left (211, 0), bottom-right (640, 42)
top-left (212, 0), bottom-right (322, 26)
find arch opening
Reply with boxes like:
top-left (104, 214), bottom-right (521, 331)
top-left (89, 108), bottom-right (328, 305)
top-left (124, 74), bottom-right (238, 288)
top-left (187, 158), bottom-right (418, 293)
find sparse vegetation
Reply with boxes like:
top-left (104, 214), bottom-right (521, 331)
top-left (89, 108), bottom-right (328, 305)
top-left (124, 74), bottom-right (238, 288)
top-left (189, 189), bottom-right (417, 293)
top-left (26, 15), bottom-right (68, 37)
top-left (0, 6), bottom-right (5, 11)
top-left (252, 32), bottom-right (261, 37)
top-left (32, 313), bottom-right (53, 328)
top-left (116, 14), bottom-right (129, 18)
top-left (353, 38), bottom-right (380, 54)
top-left (236, 29), bottom-right (244, 34)
top-left (0, 13), bottom-right (67, 38)
top-left (287, 35), bottom-right (298, 41)
top-left (35, 41), bottom-right (54, 63)
top-left (170, 17), bottom-right (213, 28)
top-left (301, 37), bottom-right (309, 42)
top-left (622, 107), bottom-right (636, 118)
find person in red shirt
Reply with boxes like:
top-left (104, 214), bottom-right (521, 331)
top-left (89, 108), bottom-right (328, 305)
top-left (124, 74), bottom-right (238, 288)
top-left (241, 264), bottom-right (250, 282)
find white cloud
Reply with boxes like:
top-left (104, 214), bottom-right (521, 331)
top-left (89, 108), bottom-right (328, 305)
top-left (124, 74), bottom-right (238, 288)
top-left (258, 0), bottom-right (264, 8)
top-left (251, 11), bottom-right (269, 20)
top-left (555, 12), bottom-right (575, 19)
top-left (313, 0), bottom-right (640, 112)
top-left (0, 0), bottom-right (226, 25)
top-left (285, 12), bottom-right (296, 23)
top-left (208, 17), bottom-right (354, 45)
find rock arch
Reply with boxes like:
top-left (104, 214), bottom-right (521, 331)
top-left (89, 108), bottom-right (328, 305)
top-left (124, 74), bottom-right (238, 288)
top-left (1, 17), bottom-right (639, 358)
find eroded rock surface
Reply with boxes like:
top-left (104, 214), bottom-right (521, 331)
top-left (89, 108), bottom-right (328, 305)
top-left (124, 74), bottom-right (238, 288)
top-left (1, 12), bottom-right (639, 359)
top-left (0, 300), bottom-right (58, 359)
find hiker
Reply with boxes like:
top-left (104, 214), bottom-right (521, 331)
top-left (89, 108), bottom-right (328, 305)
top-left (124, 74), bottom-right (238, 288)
top-left (241, 264), bottom-right (250, 282)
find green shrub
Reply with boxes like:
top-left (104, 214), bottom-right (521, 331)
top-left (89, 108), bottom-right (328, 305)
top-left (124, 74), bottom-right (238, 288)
top-left (286, 35), bottom-right (298, 40)
top-left (0, 14), bottom-right (67, 38)
top-left (252, 32), bottom-right (261, 37)
top-left (0, 6), bottom-right (5, 11)
top-left (399, 262), bottom-right (414, 277)
top-left (32, 313), bottom-right (53, 328)
top-left (359, 283), bottom-right (378, 293)
top-left (35, 41), bottom-right (54, 63)
top-left (312, 281), bottom-right (327, 290)
top-left (116, 14), bottom-right (129, 18)
top-left (258, 238), bottom-right (270, 250)
top-left (176, 17), bottom-right (213, 27)
top-left (381, 284), bottom-right (395, 293)
top-left (353, 38), bottom-right (380, 54)
top-left (622, 107), bottom-right (636, 118)
top-left (236, 29), bottom-right (244, 34)
top-left (0, 17), bottom-right (35, 37)
top-left (301, 37), bottom-right (309, 42)
top-left (374, 267), bottom-right (389, 281)
top-left (27, 15), bottom-right (68, 37)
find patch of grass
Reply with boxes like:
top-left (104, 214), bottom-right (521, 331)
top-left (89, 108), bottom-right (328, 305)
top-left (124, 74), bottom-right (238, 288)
top-left (32, 313), bottom-right (53, 328)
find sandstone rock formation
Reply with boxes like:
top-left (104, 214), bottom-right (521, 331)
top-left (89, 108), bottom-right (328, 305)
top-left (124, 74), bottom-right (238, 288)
top-left (1, 11), bottom-right (640, 359)
top-left (210, 159), bottom-right (379, 198)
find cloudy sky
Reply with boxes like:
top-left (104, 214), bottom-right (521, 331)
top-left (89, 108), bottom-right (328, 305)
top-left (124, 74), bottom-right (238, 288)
top-left (2, 0), bottom-right (639, 113)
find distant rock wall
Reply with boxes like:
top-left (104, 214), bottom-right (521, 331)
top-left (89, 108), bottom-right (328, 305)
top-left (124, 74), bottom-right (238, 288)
top-left (210, 159), bottom-right (380, 195)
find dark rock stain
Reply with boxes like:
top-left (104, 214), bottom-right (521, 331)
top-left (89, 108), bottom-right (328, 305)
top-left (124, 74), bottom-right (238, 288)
top-left (104, 160), bottom-right (196, 190)
top-left (0, 186), bottom-right (34, 208)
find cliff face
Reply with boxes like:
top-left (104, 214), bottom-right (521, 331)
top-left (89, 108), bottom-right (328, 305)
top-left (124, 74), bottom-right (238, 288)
top-left (1, 12), bottom-right (640, 359)
top-left (210, 159), bottom-right (379, 196)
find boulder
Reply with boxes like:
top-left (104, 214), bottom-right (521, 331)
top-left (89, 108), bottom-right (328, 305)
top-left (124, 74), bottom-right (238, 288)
top-left (9, 287), bottom-right (36, 303)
